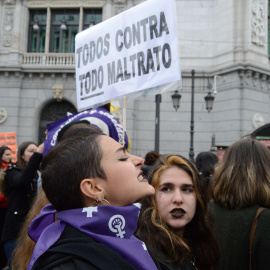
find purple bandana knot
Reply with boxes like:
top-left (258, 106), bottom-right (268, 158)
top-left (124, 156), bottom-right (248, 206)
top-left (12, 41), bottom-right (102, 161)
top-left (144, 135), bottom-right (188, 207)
top-left (28, 204), bottom-right (157, 270)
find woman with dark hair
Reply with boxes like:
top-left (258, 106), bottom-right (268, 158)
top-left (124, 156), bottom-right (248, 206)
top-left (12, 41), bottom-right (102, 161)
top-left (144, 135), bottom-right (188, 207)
top-left (0, 146), bottom-right (11, 168)
top-left (0, 146), bottom-right (11, 201)
top-left (141, 151), bottom-right (161, 177)
top-left (0, 146), bottom-right (12, 269)
top-left (11, 122), bottom-right (101, 270)
top-left (25, 129), bottom-right (159, 270)
top-left (11, 189), bottom-right (49, 270)
top-left (210, 139), bottom-right (270, 270)
top-left (138, 154), bottom-right (220, 270)
top-left (195, 151), bottom-right (219, 186)
top-left (0, 141), bottom-right (44, 268)
top-left (0, 146), bottom-right (12, 195)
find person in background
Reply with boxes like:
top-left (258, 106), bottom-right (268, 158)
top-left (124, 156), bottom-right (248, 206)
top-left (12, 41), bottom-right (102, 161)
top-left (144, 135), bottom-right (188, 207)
top-left (210, 139), bottom-right (270, 270)
top-left (11, 189), bottom-right (49, 270)
top-left (0, 146), bottom-right (12, 270)
top-left (141, 151), bottom-right (161, 178)
top-left (195, 151), bottom-right (219, 186)
top-left (27, 129), bottom-right (159, 269)
top-left (138, 154), bottom-right (219, 270)
top-left (0, 141), bottom-right (44, 269)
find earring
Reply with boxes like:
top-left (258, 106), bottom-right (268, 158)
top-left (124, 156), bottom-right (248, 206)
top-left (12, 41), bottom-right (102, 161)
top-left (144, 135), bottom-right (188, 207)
top-left (92, 198), bottom-right (110, 207)
top-left (92, 200), bottom-right (99, 207)
top-left (101, 198), bottom-right (110, 205)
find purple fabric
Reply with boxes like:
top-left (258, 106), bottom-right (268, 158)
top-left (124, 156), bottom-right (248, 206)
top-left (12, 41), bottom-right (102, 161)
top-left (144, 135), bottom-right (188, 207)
top-left (44, 107), bottom-right (129, 156)
top-left (27, 204), bottom-right (157, 270)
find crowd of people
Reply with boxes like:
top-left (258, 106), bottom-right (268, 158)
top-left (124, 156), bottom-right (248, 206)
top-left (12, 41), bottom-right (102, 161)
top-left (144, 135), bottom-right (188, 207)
top-left (0, 109), bottom-right (270, 270)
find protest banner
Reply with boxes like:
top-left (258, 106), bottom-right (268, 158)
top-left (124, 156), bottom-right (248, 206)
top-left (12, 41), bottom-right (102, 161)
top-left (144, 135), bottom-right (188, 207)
top-left (75, 0), bottom-right (181, 111)
top-left (0, 132), bottom-right (17, 162)
top-left (44, 108), bottom-right (130, 156)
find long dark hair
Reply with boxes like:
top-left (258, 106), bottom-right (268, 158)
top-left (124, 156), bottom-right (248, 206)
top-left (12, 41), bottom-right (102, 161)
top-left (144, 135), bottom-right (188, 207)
top-left (195, 151), bottom-right (219, 186)
top-left (0, 146), bottom-right (11, 164)
top-left (138, 154), bottom-right (220, 270)
top-left (16, 142), bottom-right (37, 170)
top-left (211, 139), bottom-right (270, 209)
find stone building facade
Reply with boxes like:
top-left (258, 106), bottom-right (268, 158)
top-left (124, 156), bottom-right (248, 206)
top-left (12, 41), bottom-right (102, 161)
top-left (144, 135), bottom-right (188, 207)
top-left (0, 0), bottom-right (270, 159)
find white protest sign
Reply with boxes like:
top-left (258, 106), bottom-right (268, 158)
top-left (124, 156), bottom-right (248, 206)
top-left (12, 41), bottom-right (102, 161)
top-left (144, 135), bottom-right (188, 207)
top-left (75, 0), bottom-right (180, 110)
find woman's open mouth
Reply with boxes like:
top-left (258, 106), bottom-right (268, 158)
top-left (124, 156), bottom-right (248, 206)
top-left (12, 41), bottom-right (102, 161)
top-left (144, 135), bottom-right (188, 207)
top-left (170, 208), bottom-right (186, 218)
top-left (137, 171), bottom-right (148, 182)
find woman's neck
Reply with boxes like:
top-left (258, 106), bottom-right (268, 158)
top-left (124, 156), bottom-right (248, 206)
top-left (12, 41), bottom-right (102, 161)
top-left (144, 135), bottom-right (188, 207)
top-left (1, 161), bottom-right (9, 170)
top-left (172, 227), bottom-right (184, 237)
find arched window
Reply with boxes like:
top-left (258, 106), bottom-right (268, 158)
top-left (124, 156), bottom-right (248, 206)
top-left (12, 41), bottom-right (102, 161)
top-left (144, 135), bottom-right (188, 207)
top-left (39, 100), bottom-right (77, 144)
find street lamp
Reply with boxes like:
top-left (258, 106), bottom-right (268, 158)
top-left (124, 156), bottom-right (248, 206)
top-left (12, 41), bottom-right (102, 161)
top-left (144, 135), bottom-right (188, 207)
top-left (204, 79), bottom-right (215, 113)
top-left (61, 19), bottom-right (67, 30)
top-left (154, 94), bottom-right (162, 152)
top-left (171, 90), bottom-right (181, 111)
top-left (89, 16), bottom-right (95, 28)
top-left (61, 10), bottom-right (67, 30)
top-left (33, 20), bottom-right (39, 31)
top-left (33, 11), bottom-right (39, 31)
top-left (205, 92), bottom-right (215, 113)
top-left (190, 69), bottom-right (195, 161)
top-left (171, 70), bottom-right (216, 161)
top-left (204, 75), bottom-right (226, 112)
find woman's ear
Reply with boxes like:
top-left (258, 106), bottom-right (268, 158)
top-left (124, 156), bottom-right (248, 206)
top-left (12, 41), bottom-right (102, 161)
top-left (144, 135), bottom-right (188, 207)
top-left (80, 178), bottom-right (104, 203)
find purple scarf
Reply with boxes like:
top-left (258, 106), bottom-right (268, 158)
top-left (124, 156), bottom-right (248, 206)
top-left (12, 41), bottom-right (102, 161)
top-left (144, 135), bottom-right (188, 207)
top-left (27, 204), bottom-right (157, 270)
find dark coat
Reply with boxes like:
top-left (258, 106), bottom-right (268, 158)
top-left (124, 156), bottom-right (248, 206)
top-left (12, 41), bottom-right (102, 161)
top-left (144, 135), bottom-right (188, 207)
top-left (32, 224), bottom-right (162, 270)
top-left (1, 152), bottom-right (42, 243)
top-left (135, 233), bottom-right (195, 270)
top-left (210, 201), bottom-right (270, 270)
top-left (158, 260), bottom-right (195, 270)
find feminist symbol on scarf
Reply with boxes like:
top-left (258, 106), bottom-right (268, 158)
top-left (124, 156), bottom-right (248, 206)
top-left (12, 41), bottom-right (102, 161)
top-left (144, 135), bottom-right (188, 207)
top-left (142, 242), bottom-right (147, 251)
top-left (108, 215), bottom-right (126, 238)
top-left (82, 207), bottom-right (98, 217)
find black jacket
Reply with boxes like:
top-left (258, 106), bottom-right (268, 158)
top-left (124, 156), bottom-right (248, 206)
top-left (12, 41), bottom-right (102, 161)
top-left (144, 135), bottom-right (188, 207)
top-left (210, 201), bottom-right (270, 270)
top-left (32, 224), bottom-right (161, 270)
top-left (1, 152), bottom-right (42, 243)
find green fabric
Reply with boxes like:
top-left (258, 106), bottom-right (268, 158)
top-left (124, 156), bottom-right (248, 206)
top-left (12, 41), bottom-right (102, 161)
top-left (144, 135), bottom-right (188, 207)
top-left (209, 201), bottom-right (270, 270)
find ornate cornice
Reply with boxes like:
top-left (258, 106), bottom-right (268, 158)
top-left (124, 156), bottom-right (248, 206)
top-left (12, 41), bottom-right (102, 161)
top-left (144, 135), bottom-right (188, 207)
top-left (27, 0), bottom-right (103, 8)
top-left (4, 0), bottom-right (15, 5)
top-left (239, 69), bottom-right (270, 90)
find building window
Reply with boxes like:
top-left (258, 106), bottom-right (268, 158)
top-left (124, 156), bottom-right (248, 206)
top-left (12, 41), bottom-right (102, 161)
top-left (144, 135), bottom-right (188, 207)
top-left (83, 9), bottom-right (102, 30)
top-left (28, 8), bottom-right (102, 54)
top-left (28, 10), bottom-right (47, 53)
top-left (50, 10), bottom-right (79, 53)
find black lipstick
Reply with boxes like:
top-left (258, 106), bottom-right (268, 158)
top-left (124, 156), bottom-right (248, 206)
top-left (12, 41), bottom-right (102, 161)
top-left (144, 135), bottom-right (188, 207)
top-left (170, 208), bottom-right (186, 218)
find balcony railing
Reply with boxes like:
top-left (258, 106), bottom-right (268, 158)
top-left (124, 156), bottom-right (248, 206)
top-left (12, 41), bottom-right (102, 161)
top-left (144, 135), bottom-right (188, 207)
top-left (22, 53), bottom-right (75, 66)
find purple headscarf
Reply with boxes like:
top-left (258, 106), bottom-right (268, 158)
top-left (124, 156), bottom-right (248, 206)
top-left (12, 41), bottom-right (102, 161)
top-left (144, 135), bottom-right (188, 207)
top-left (44, 107), bottom-right (129, 156)
top-left (28, 204), bottom-right (157, 270)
